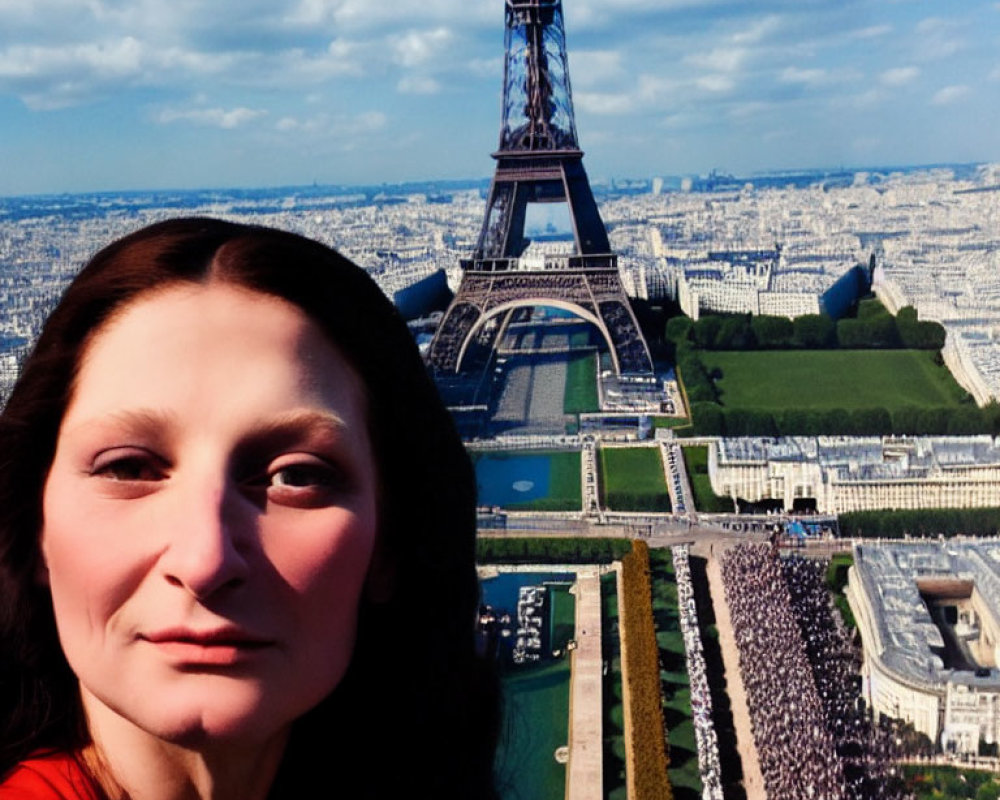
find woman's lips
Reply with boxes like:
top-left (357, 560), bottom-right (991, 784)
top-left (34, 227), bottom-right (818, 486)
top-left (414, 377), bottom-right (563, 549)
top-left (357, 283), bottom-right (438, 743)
top-left (141, 628), bottom-right (275, 665)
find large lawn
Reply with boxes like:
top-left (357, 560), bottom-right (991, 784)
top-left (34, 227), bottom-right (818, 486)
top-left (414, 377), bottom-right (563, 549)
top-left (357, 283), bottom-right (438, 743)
top-left (599, 447), bottom-right (670, 512)
top-left (564, 351), bottom-right (599, 414)
top-left (701, 349), bottom-right (966, 411)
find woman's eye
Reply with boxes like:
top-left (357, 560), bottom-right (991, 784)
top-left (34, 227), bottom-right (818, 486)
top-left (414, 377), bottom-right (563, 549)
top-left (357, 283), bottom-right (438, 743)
top-left (259, 459), bottom-right (348, 507)
top-left (92, 452), bottom-right (166, 482)
top-left (270, 464), bottom-right (338, 489)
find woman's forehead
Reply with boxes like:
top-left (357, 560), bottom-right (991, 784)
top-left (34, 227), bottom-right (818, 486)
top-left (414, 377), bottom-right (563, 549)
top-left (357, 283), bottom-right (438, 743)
top-left (64, 283), bottom-right (369, 436)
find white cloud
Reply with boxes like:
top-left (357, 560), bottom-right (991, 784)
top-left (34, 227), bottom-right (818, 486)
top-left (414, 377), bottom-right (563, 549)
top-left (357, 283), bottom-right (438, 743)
top-left (728, 101), bottom-right (772, 119)
top-left (931, 84), bottom-right (971, 105)
top-left (695, 75), bottom-right (733, 93)
top-left (397, 75), bottom-right (440, 94)
top-left (570, 50), bottom-right (626, 89)
top-left (155, 106), bottom-right (266, 128)
top-left (913, 17), bottom-right (965, 60)
top-left (851, 25), bottom-right (891, 40)
top-left (916, 17), bottom-right (951, 34)
top-left (880, 66), bottom-right (919, 86)
top-left (272, 110), bottom-right (387, 138)
top-left (635, 74), bottom-right (678, 103)
top-left (731, 15), bottom-right (784, 46)
top-left (685, 47), bottom-right (748, 74)
top-left (779, 66), bottom-right (827, 86)
top-left (467, 57), bottom-right (501, 79)
top-left (575, 91), bottom-right (636, 115)
top-left (325, 0), bottom-right (492, 30)
top-left (390, 27), bottom-right (453, 68)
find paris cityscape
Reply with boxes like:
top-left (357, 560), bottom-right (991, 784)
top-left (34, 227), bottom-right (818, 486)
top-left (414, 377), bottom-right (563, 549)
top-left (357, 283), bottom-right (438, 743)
top-left (3, 1), bottom-right (1000, 799)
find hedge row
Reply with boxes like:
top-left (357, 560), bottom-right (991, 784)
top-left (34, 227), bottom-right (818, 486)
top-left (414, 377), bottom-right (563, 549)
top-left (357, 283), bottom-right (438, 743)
top-left (687, 402), bottom-right (1000, 437)
top-left (475, 536), bottom-right (632, 565)
top-left (839, 507), bottom-right (1000, 539)
top-left (605, 491), bottom-right (672, 513)
top-left (675, 302), bottom-right (945, 352)
top-left (620, 540), bottom-right (673, 800)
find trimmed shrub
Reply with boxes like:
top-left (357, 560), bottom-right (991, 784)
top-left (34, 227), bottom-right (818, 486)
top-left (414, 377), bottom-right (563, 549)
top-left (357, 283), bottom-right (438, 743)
top-left (620, 540), bottom-right (673, 800)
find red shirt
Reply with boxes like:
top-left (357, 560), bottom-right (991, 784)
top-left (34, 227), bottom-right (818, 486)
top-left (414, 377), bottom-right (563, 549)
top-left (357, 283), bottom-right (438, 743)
top-left (0, 753), bottom-right (101, 800)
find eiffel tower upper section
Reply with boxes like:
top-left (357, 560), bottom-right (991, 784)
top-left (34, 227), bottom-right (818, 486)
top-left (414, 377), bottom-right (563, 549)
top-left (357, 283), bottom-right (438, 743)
top-left (469, 0), bottom-right (612, 267)
top-left (499, 0), bottom-right (579, 155)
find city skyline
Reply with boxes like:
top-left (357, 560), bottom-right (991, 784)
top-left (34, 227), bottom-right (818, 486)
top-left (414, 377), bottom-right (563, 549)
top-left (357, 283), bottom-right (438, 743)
top-left (1, 0), bottom-right (998, 197)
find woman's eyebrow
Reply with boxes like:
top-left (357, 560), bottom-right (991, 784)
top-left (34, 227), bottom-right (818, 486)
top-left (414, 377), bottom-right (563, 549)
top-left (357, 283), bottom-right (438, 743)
top-left (64, 408), bottom-right (177, 439)
top-left (249, 409), bottom-right (349, 440)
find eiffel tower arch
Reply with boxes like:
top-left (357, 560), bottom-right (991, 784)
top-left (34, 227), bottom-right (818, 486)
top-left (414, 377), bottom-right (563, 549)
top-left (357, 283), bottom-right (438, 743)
top-left (427, 0), bottom-right (653, 377)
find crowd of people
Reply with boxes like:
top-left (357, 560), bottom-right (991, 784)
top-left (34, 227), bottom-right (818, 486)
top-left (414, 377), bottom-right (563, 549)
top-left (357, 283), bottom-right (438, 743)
top-left (671, 545), bottom-right (724, 800)
top-left (722, 543), bottom-right (850, 800)
top-left (781, 556), bottom-right (912, 800)
top-left (721, 544), bottom-right (914, 800)
top-left (493, 355), bottom-right (567, 429)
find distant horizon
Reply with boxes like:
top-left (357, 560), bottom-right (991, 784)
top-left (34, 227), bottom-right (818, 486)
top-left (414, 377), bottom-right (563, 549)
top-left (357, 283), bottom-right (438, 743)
top-left (1, 158), bottom-right (995, 203)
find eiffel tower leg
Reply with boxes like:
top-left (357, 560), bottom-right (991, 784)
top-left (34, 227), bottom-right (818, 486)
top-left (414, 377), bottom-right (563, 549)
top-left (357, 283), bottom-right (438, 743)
top-left (597, 299), bottom-right (654, 375)
top-left (428, 301), bottom-right (483, 373)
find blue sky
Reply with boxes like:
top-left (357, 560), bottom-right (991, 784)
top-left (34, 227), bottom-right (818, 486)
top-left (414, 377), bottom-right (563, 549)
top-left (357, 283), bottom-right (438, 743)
top-left (1, 0), bottom-right (998, 196)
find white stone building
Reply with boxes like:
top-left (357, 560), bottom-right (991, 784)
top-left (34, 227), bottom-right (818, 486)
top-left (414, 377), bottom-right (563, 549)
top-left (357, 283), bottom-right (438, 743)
top-left (708, 436), bottom-right (1000, 514)
top-left (846, 540), bottom-right (1000, 753)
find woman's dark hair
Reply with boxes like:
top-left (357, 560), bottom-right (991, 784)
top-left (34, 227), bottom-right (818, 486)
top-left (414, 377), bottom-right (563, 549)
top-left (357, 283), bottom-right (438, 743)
top-left (0, 218), bottom-right (498, 798)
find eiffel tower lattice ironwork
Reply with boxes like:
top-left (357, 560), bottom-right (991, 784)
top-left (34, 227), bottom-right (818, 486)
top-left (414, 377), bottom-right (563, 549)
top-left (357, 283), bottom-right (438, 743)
top-left (427, 0), bottom-right (653, 376)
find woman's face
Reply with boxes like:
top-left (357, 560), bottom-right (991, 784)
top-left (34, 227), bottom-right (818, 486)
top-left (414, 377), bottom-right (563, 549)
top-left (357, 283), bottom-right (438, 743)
top-left (40, 282), bottom-right (379, 748)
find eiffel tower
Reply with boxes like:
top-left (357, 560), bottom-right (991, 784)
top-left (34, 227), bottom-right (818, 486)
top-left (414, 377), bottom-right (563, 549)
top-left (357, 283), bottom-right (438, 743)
top-left (427, 0), bottom-right (653, 377)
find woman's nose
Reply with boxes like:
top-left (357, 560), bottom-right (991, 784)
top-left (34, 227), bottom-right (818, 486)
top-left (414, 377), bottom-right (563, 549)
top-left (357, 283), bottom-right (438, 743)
top-left (159, 479), bottom-right (253, 600)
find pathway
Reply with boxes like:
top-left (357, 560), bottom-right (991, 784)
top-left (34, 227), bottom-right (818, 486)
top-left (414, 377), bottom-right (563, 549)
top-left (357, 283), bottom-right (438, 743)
top-left (566, 568), bottom-right (603, 800)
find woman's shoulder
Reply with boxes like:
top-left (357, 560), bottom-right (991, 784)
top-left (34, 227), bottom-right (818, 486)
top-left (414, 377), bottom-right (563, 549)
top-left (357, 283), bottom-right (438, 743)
top-left (0, 752), bottom-right (101, 800)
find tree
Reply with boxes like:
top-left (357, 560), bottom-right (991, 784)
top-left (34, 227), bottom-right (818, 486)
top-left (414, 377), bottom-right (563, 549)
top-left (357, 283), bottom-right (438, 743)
top-left (947, 405), bottom-right (986, 435)
top-left (793, 314), bottom-right (836, 348)
top-left (751, 315), bottom-right (794, 348)
top-left (892, 406), bottom-right (923, 435)
top-left (714, 315), bottom-right (754, 349)
top-left (836, 318), bottom-right (868, 348)
top-left (692, 315), bottom-right (722, 349)
top-left (665, 315), bottom-right (693, 344)
top-left (824, 408), bottom-right (851, 434)
top-left (691, 402), bottom-right (725, 435)
top-left (916, 407), bottom-right (950, 435)
top-left (850, 407), bottom-right (892, 435)
top-left (779, 408), bottom-right (809, 435)
top-left (867, 314), bottom-right (900, 348)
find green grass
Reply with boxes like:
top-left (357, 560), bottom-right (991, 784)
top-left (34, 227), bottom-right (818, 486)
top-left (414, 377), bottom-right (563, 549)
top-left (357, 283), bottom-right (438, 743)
top-left (681, 446), bottom-right (732, 513)
top-left (652, 416), bottom-right (690, 429)
top-left (564, 351), bottom-right (600, 414)
top-left (824, 554), bottom-right (857, 630)
top-left (701, 349), bottom-right (967, 411)
top-left (549, 583), bottom-right (576, 652)
top-left (599, 447), bottom-right (671, 512)
top-left (502, 451), bottom-right (582, 512)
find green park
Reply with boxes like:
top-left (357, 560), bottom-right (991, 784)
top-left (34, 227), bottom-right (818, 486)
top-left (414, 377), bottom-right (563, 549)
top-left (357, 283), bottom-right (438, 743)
top-left (702, 348), bottom-right (966, 412)
top-left (599, 447), bottom-right (671, 512)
